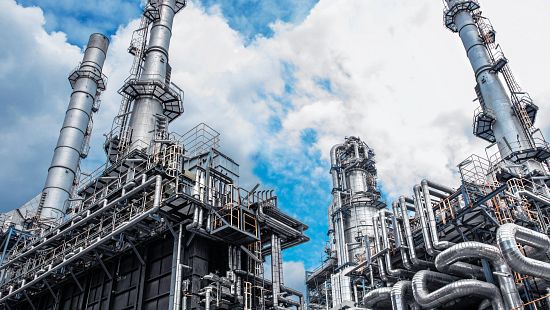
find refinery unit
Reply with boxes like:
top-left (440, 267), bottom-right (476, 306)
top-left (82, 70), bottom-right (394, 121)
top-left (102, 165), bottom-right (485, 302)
top-left (306, 0), bottom-right (550, 309)
top-left (0, 1), bottom-right (309, 309)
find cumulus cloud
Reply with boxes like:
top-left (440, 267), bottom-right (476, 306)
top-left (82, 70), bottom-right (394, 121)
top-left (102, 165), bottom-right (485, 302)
top-left (1, 0), bottom-right (549, 272)
top-left (0, 0), bottom-right (81, 208)
top-left (264, 259), bottom-right (307, 295)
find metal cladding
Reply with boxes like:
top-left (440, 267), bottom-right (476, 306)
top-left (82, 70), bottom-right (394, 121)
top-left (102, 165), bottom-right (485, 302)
top-left (0, 1), bottom-right (308, 309)
top-left (497, 223), bottom-right (550, 281)
top-left (445, 0), bottom-right (529, 159)
top-left (411, 270), bottom-right (505, 310)
top-left (307, 1), bottom-right (550, 309)
top-left (308, 137), bottom-right (385, 309)
top-left (126, 0), bottom-right (181, 150)
top-left (39, 33), bottom-right (109, 222)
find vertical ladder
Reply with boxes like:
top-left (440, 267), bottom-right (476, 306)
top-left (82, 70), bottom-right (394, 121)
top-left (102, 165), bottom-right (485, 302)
top-left (474, 13), bottom-right (536, 137)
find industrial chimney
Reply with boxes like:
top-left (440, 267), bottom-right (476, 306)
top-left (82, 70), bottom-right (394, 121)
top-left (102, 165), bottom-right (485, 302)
top-left (38, 34), bottom-right (109, 222)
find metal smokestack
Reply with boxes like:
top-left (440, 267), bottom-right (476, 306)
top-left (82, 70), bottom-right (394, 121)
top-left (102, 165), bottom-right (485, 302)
top-left (126, 0), bottom-right (182, 150)
top-left (444, 0), bottom-right (531, 159)
top-left (39, 34), bottom-right (109, 222)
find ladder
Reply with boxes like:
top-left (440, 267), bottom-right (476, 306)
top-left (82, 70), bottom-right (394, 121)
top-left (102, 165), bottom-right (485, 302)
top-left (474, 13), bottom-right (536, 137)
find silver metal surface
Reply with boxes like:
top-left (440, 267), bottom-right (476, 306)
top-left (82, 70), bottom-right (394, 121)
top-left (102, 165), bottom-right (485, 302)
top-left (391, 280), bottom-right (419, 310)
top-left (128, 0), bottom-right (177, 149)
top-left (445, 0), bottom-right (531, 159)
top-left (497, 223), bottom-right (550, 281)
top-left (412, 270), bottom-right (505, 310)
top-left (40, 33), bottom-right (109, 222)
top-left (435, 241), bottom-right (522, 309)
top-left (363, 286), bottom-right (391, 309)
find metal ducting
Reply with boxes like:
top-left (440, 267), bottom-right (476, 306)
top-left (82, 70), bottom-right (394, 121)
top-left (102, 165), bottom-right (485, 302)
top-left (412, 270), bottom-right (505, 310)
top-left (435, 241), bottom-right (522, 309)
top-left (497, 223), bottom-right (550, 281)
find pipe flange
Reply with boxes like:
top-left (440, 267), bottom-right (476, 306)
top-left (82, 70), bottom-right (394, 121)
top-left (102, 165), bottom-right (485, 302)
top-left (444, 0), bottom-right (480, 32)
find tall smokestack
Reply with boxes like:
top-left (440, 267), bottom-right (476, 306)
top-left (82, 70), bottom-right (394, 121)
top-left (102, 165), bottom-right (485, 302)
top-left (39, 34), bottom-right (109, 222)
top-left (443, 0), bottom-right (533, 161)
top-left (124, 0), bottom-right (184, 151)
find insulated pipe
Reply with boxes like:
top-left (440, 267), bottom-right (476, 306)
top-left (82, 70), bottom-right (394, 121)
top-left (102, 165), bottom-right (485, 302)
top-left (169, 223), bottom-right (184, 310)
top-left (329, 144), bottom-right (345, 191)
top-left (479, 299), bottom-right (492, 310)
top-left (398, 197), bottom-right (433, 268)
top-left (372, 214), bottom-right (388, 282)
top-left (413, 185), bottom-right (438, 256)
top-left (128, 0), bottom-right (177, 149)
top-left (412, 270), bottom-right (505, 310)
top-left (435, 241), bottom-right (522, 309)
top-left (391, 202), bottom-right (413, 270)
top-left (40, 33), bottom-right (109, 222)
top-left (425, 180), bottom-right (454, 195)
top-left (377, 210), bottom-right (411, 277)
top-left (364, 287), bottom-right (392, 309)
top-left (0, 175), bottom-right (163, 303)
top-left (271, 234), bottom-right (281, 308)
top-left (421, 180), bottom-right (455, 250)
top-left (445, 0), bottom-right (532, 159)
top-left (497, 223), bottom-right (550, 281)
top-left (8, 176), bottom-right (156, 267)
top-left (391, 281), bottom-right (420, 310)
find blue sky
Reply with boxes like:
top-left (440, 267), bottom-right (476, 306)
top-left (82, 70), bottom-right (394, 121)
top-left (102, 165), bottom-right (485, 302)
top-left (10, 0), bottom-right (327, 269)
top-left (16, 0), bottom-right (318, 46)
top-left (4, 0), bottom-right (550, 282)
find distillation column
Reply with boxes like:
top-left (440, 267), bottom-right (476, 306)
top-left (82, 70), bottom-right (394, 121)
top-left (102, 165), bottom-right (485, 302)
top-left (39, 34), bottom-right (109, 222)
top-left (124, 0), bottom-right (184, 151)
top-left (444, 0), bottom-right (533, 161)
top-left (329, 137), bottom-right (383, 308)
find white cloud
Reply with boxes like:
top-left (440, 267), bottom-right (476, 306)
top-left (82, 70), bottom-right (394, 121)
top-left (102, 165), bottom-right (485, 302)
top-left (264, 258), bottom-right (307, 296)
top-left (0, 0), bottom-right (82, 208)
top-left (1, 0), bottom-right (549, 272)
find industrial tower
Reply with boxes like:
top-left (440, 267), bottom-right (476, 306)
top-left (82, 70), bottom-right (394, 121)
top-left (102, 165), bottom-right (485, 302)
top-left (0, 1), bottom-right (308, 309)
top-left (307, 0), bottom-right (550, 309)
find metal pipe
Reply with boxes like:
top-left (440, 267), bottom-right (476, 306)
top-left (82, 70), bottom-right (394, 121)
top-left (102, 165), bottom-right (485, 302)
top-left (413, 185), bottom-right (438, 256)
top-left (391, 280), bottom-right (420, 310)
top-left (445, 0), bottom-right (531, 159)
top-left (398, 197), bottom-right (433, 268)
top-left (411, 270), bottom-right (505, 310)
top-left (421, 180), bottom-right (455, 250)
top-left (391, 202), bottom-right (413, 270)
top-left (205, 287), bottom-right (211, 310)
top-left (363, 287), bottom-right (392, 309)
top-left (479, 299), bottom-right (492, 310)
top-left (169, 223), bottom-right (184, 310)
top-left (5, 176), bottom-right (157, 267)
top-left (377, 210), bottom-right (411, 277)
top-left (0, 175), bottom-right (163, 302)
top-left (272, 234), bottom-right (281, 308)
top-left (330, 144), bottom-right (344, 191)
top-left (372, 214), bottom-right (388, 282)
top-left (435, 241), bottom-right (522, 309)
top-left (40, 33), bottom-right (109, 222)
top-left (497, 223), bottom-right (550, 281)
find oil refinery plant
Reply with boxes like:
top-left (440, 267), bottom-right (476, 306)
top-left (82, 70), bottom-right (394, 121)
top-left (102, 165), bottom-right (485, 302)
top-left (0, 0), bottom-right (309, 309)
top-left (306, 0), bottom-right (550, 309)
top-left (1, 0), bottom-right (550, 310)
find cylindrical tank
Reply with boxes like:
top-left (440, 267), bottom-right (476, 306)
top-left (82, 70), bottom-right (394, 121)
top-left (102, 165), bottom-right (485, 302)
top-left (347, 168), bottom-right (369, 194)
top-left (40, 33), bottom-right (109, 222)
top-left (128, 0), bottom-right (177, 149)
